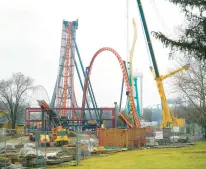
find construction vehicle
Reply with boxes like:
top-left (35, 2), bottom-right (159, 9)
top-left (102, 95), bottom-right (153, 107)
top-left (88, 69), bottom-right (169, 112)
top-left (40, 134), bottom-right (50, 147)
top-left (100, 120), bottom-right (106, 128)
top-left (29, 132), bottom-right (35, 141)
top-left (171, 104), bottom-right (185, 127)
top-left (28, 126), bottom-right (37, 141)
top-left (52, 126), bottom-right (69, 146)
top-left (135, 0), bottom-right (189, 128)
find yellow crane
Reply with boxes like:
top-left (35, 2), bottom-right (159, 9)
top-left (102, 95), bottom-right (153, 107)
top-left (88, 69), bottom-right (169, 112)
top-left (135, 0), bottom-right (190, 128)
top-left (150, 64), bottom-right (189, 128)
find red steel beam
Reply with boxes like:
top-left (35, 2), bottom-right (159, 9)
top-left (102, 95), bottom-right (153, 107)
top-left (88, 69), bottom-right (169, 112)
top-left (26, 120), bottom-right (48, 122)
top-left (27, 107), bottom-right (115, 112)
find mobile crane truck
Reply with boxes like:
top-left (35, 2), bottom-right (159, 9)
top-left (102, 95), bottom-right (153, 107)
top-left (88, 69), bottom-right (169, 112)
top-left (135, 0), bottom-right (189, 128)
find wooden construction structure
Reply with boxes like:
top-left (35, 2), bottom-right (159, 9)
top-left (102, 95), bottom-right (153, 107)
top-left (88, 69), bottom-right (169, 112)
top-left (96, 128), bottom-right (146, 147)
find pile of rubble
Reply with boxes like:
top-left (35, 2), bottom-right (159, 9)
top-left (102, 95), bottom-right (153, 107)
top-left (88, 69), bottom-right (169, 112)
top-left (18, 143), bottom-right (46, 167)
top-left (0, 132), bottom-right (100, 168)
top-left (0, 157), bottom-right (10, 168)
top-left (19, 143), bottom-right (76, 167)
top-left (0, 142), bottom-right (76, 168)
top-left (0, 157), bottom-right (23, 169)
top-left (0, 143), bottom-right (22, 169)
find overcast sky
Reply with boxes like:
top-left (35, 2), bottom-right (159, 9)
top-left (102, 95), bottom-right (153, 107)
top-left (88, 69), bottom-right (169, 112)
top-left (0, 0), bottom-right (185, 109)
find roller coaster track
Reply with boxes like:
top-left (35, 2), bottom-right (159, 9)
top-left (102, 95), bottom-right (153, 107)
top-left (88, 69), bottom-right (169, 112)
top-left (38, 100), bottom-right (61, 127)
top-left (127, 18), bottom-right (138, 114)
top-left (129, 18), bottom-right (137, 93)
top-left (82, 47), bottom-right (141, 128)
top-left (118, 113), bottom-right (134, 128)
top-left (61, 22), bottom-right (72, 116)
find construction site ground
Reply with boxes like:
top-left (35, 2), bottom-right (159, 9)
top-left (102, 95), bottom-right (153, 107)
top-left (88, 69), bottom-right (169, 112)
top-left (0, 132), bottom-right (98, 168)
top-left (51, 141), bottom-right (206, 169)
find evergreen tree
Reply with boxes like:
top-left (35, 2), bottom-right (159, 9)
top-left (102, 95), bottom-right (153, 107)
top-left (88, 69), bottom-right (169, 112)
top-left (152, 0), bottom-right (206, 60)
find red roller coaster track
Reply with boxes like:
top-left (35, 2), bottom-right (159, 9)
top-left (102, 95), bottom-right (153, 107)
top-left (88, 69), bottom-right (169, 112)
top-left (61, 22), bottom-right (72, 117)
top-left (82, 47), bottom-right (141, 128)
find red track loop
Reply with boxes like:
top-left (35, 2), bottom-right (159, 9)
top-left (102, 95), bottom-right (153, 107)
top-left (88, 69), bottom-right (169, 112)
top-left (82, 47), bottom-right (141, 128)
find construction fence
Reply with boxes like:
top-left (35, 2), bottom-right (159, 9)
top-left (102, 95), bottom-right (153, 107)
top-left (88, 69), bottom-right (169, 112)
top-left (96, 128), bottom-right (146, 148)
top-left (0, 128), bottom-right (83, 168)
top-left (1, 126), bottom-right (202, 168)
top-left (145, 124), bottom-right (205, 147)
top-left (0, 127), bottom-right (147, 168)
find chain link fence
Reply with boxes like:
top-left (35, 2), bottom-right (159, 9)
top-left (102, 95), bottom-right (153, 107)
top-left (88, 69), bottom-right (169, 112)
top-left (0, 124), bottom-right (203, 168)
top-left (0, 127), bottom-right (147, 168)
top-left (145, 124), bottom-right (204, 147)
top-left (0, 128), bottom-right (26, 169)
top-left (0, 128), bottom-right (95, 168)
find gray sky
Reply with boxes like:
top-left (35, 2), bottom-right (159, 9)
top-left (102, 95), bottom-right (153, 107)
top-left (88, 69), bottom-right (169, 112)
top-left (0, 0), bottom-right (185, 108)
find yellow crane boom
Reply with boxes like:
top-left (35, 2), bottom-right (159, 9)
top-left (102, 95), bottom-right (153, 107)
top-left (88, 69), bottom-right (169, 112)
top-left (160, 64), bottom-right (190, 80)
top-left (150, 64), bottom-right (190, 127)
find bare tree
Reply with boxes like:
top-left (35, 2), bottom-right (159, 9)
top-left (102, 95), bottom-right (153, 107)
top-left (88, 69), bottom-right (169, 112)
top-left (170, 56), bottom-right (206, 138)
top-left (0, 72), bottom-right (33, 129)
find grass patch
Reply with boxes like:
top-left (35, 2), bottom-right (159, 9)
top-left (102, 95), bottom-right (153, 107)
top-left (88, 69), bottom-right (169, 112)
top-left (51, 141), bottom-right (206, 169)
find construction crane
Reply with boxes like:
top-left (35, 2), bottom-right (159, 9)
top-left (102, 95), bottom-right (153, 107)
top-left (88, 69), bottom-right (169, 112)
top-left (135, 0), bottom-right (189, 128)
